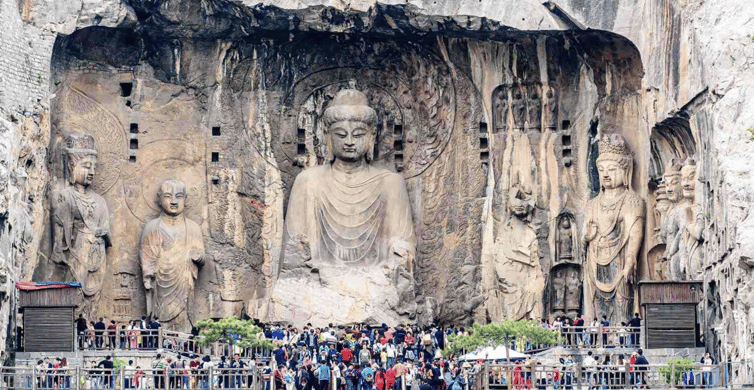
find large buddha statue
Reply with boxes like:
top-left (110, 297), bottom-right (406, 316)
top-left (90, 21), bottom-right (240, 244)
top-left (51, 132), bottom-right (111, 319)
top-left (583, 134), bottom-right (645, 325)
top-left (140, 179), bottom-right (205, 331)
top-left (269, 89), bottom-right (416, 325)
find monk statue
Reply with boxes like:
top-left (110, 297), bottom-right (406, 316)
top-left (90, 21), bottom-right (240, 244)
top-left (51, 132), bottom-right (111, 318)
top-left (140, 179), bottom-right (205, 331)
top-left (271, 88), bottom-right (416, 325)
top-left (583, 134), bottom-right (645, 325)
top-left (487, 181), bottom-right (543, 321)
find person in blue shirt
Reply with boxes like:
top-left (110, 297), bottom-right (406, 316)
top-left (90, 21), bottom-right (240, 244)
top-left (361, 366), bottom-right (374, 390)
top-left (317, 363), bottom-right (331, 390)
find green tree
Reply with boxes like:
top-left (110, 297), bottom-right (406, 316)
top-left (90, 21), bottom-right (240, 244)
top-left (443, 319), bottom-right (561, 358)
top-left (659, 358), bottom-right (695, 386)
top-left (194, 317), bottom-right (273, 350)
top-left (443, 320), bottom-right (562, 384)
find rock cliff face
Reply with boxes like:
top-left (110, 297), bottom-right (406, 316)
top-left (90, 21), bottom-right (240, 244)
top-left (0, 0), bottom-right (752, 364)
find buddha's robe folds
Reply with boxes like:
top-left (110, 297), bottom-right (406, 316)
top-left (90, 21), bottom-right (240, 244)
top-left (584, 190), bottom-right (645, 324)
top-left (282, 164), bottom-right (415, 269)
top-left (51, 187), bottom-right (110, 297)
top-left (140, 217), bottom-right (204, 327)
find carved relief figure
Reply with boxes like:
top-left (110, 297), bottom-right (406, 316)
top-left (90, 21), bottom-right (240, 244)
top-left (492, 86), bottom-right (509, 133)
top-left (680, 158), bottom-right (703, 278)
top-left (525, 84), bottom-right (542, 131)
top-left (280, 88), bottom-right (415, 291)
top-left (140, 179), bottom-right (205, 331)
top-left (558, 217), bottom-right (574, 262)
top-left (489, 182), bottom-right (543, 320)
top-left (552, 215), bottom-right (582, 318)
top-left (660, 160), bottom-right (685, 280)
top-left (583, 134), bottom-right (645, 324)
top-left (511, 85), bottom-right (526, 131)
top-left (51, 132), bottom-right (111, 318)
top-left (544, 85), bottom-right (558, 130)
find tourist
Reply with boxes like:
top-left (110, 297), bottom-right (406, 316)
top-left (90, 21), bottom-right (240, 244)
top-left (629, 313), bottom-right (642, 347)
top-left (600, 316), bottom-right (610, 347)
top-left (107, 320), bottom-right (117, 349)
top-left (93, 318), bottom-right (106, 349)
top-left (634, 349), bottom-right (649, 388)
top-left (76, 314), bottom-right (88, 349)
top-left (123, 360), bottom-right (135, 389)
top-left (701, 351), bottom-right (714, 388)
top-left (97, 356), bottom-right (114, 389)
top-left (152, 353), bottom-right (166, 389)
top-left (133, 366), bottom-right (146, 390)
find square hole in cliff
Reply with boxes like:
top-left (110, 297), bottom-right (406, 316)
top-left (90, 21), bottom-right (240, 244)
top-left (129, 139), bottom-right (138, 149)
top-left (211, 152), bottom-right (220, 162)
top-left (120, 82), bottom-right (133, 97)
top-left (212, 126), bottom-right (221, 136)
top-left (562, 135), bottom-right (571, 146)
top-left (130, 123), bottom-right (138, 134)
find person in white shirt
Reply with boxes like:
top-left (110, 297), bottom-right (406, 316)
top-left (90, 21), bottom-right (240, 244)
top-left (582, 351), bottom-right (597, 388)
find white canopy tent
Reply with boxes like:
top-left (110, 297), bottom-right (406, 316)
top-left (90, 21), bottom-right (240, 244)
top-left (458, 346), bottom-right (528, 361)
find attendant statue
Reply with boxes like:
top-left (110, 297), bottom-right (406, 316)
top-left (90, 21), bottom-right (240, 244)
top-left (661, 160), bottom-right (686, 280)
top-left (274, 89), bottom-right (416, 324)
top-left (680, 158), bottom-right (703, 278)
top-left (583, 134), bottom-right (645, 325)
top-left (140, 179), bottom-right (205, 331)
top-left (558, 218), bottom-right (574, 261)
top-left (51, 132), bottom-right (111, 318)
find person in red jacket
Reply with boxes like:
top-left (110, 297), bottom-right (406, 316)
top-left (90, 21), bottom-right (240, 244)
top-left (342, 347), bottom-right (354, 364)
top-left (375, 368), bottom-right (395, 390)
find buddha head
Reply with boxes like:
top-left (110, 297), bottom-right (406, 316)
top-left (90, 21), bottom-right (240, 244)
top-left (681, 157), bottom-right (697, 200)
top-left (596, 134), bottom-right (633, 191)
top-left (158, 179), bottom-right (187, 217)
top-left (508, 182), bottom-right (534, 218)
top-left (64, 132), bottom-right (98, 187)
top-left (663, 159), bottom-right (684, 203)
top-left (322, 89), bottom-right (378, 163)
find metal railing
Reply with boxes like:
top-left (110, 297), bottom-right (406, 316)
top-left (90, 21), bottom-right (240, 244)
top-left (71, 330), bottom-right (271, 361)
top-left (0, 366), bottom-right (266, 390)
top-left (478, 361), bottom-right (749, 389)
top-left (558, 326), bottom-right (643, 348)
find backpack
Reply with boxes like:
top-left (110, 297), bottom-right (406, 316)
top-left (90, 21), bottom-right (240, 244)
top-left (451, 381), bottom-right (462, 390)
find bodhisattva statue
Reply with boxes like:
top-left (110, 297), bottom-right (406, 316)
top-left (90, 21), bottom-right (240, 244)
top-left (51, 132), bottom-right (111, 318)
top-left (140, 179), bottom-right (205, 331)
top-left (583, 134), bottom-right (645, 325)
top-left (660, 160), bottom-right (685, 280)
top-left (680, 158), bottom-right (703, 278)
top-left (273, 89), bottom-right (416, 324)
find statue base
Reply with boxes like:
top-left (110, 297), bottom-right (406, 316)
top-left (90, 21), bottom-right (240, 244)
top-left (257, 264), bottom-right (414, 327)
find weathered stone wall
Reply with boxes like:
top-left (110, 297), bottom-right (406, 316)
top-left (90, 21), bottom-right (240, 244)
top-left (0, 0), bottom-right (752, 363)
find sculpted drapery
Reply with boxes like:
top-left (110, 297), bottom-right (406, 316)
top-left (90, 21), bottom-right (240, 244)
top-left (140, 179), bottom-right (205, 330)
top-left (584, 134), bottom-right (645, 325)
top-left (51, 132), bottom-right (111, 318)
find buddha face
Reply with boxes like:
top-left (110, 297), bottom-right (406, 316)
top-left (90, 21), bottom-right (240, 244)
top-left (681, 165), bottom-right (696, 199)
top-left (664, 174), bottom-right (682, 202)
top-left (597, 160), bottom-right (626, 190)
top-left (69, 155), bottom-right (97, 187)
top-left (159, 181), bottom-right (187, 216)
top-left (329, 120), bottom-right (373, 162)
top-left (509, 184), bottom-right (533, 217)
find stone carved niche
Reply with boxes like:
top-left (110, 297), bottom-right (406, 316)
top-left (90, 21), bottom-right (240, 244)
top-left (551, 213), bottom-right (581, 318)
top-left (36, 4), bottom-right (648, 326)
